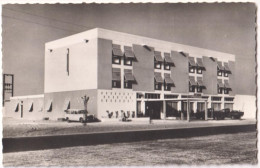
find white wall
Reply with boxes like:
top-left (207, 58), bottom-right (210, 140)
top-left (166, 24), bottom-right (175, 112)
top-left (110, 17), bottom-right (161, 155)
top-left (45, 38), bottom-right (98, 93)
top-left (234, 95), bottom-right (256, 119)
top-left (97, 89), bottom-right (136, 119)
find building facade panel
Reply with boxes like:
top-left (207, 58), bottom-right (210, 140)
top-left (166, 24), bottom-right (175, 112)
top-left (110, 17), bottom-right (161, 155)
top-left (97, 38), bottom-right (113, 90)
top-left (202, 56), bottom-right (218, 95)
top-left (97, 89), bottom-right (136, 120)
top-left (170, 51), bottom-right (189, 93)
top-left (132, 44), bottom-right (154, 92)
top-left (44, 89), bottom-right (98, 120)
top-left (45, 39), bottom-right (98, 93)
top-left (4, 96), bottom-right (44, 120)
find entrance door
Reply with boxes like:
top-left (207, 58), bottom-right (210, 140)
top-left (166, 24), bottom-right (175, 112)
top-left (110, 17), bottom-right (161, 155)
top-left (145, 101), bottom-right (162, 119)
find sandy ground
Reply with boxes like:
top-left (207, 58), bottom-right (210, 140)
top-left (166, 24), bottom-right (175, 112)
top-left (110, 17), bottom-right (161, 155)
top-left (2, 117), bottom-right (256, 138)
top-left (3, 132), bottom-right (257, 166)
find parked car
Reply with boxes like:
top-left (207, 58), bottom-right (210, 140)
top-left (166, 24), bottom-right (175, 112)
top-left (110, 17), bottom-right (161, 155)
top-left (65, 109), bottom-right (95, 123)
top-left (222, 108), bottom-right (244, 119)
top-left (195, 108), bottom-right (225, 120)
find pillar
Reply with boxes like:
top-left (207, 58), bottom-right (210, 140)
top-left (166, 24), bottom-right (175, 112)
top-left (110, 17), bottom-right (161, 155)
top-left (187, 99), bottom-right (190, 122)
top-left (204, 100), bottom-right (208, 121)
top-left (163, 100), bottom-right (166, 120)
top-left (181, 101), bottom-right (184, 120)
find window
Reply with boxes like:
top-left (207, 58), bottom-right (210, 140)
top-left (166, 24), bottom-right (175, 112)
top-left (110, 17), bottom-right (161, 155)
top-left (154, 51), bottom-right (163, 69)
top-left (112, 68), bottom-right (121, 88)
top-left (164, 94), bottom-right (178, 99)
top-left (124, 58), bottom-right (132, 66)
top-left (154, 73), bottom-right (163, 90)
top-left (164, 53), bottom-right (174, 70)
top-left (145, 93), bottom-right (160, 99)
top-left (217, 67), bottom-right (222, 76)
top-left (224, 89), bottom-right (229, 94)
top-left (124, 69), bottom-right (135, 89)
top-left (154, 61), bottom-right (161, 69)
top-left (197, 68), bottom-right (202, 74)
top-left (112, 44), bottom-right (123, 64)
top-left (188, 57), bottom-right (196, 73)
top-left (112, 81), bottom-right (121, 88)
top-left (124, 80), bottom-right (132, 89)
top-left (225, 97), bottom-right (234, 101)
top-left (211, 97), bottom-right (222, 101)
top-left (155, 82), bottom-right (162, 90)
top-left (224, 72), bottom-right (228, 77)
top-left (197, 87), bottom-right (202, 93)
top-left (218, 87), bottom-right (223, 94)
top-left (189, 66), bottom-right (195, 73)
top-left (217, 61), bottom-right (224, 76)
top-left (112, 56), bottom-right (121, 64)
top-left (164, 63), bottom-right (170, 70)
top-left (189, 84), bottom-right (196, 92)
top-left (164, 83), bottom-right (171, 91)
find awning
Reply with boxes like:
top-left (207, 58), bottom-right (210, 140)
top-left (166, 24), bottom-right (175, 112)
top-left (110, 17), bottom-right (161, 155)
top-left (14, 103), bottom-right (19, 112)
top-left (154, 51), bottom-right (164, 62)
top-left (124, 46), bottom-right (135, 59)
top-left (112, 44), bottom-right (123, 57)
top-left (197, 77), bottom-right (205, 87)
top-left (189, 76), bottom-right (197, 86)
top-left (224, 63), bottom-right (231, 74)
top-left (164, 73), bottom-right (175, 85)
top-left (154, 72), bottom-right (164, 83)
top-left (196, 58), bottom-right (205, 69)
top-left (29, 102), bottom-right (33, 112)
top-left (224, 80), bottom-right (232, 89)
top-left (188, 57), bottom-right (196, 67)
top-left (164, 53), bottom-right (175, 65)
top-left (124, 69), bottom-right (135, 81)
top-left (112, 68), bottom-right (121, 81)
top-left (217, 79), bottom-right (225, 88)
top-left (217, 61), bottom-right (225, 71)
top-left (46, 100), bottom-right (52, 112)
top-left (63, 100), bottom-right (70, 111)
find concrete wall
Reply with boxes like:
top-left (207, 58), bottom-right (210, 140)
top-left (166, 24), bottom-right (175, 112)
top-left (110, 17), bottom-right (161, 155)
top-left (234, 95), bottom-right (256, 119)
top-left (45, 39), bottom-right (98, 93)
top-left (228, 61), bottom-right (236, 96)
top-left (44, 89), bottom-right (97, 120)
top-left (4, 96), bottom-right (44, 120)
top-left (97, 89), bottom-right (136, 120)
top-left (170, 51), bottom-right (189, 93)
top-left (97, 38), bottom-right (113, 90)
top-left (202, 56), bottom-right (218, 95)
top-left (132, 44), bottom-right (154, 92)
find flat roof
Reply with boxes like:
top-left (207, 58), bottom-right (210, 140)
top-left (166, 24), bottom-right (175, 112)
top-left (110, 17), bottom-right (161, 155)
top-left (46, 28), bottom-right (235, 61)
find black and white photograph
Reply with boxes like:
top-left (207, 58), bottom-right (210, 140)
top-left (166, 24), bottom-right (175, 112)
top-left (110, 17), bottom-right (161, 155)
top-left (1, 1), bottom-right (258, 166)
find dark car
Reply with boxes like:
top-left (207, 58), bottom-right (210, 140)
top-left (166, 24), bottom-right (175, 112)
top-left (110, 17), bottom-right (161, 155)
top-left (222, 108), bottom-right (244, 119)
top-left (195, 108), bottom-right (225, 120)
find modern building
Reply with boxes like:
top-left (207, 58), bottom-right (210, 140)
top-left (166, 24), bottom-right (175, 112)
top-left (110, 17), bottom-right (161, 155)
top-left (4, 28), bottom-right (256, 120)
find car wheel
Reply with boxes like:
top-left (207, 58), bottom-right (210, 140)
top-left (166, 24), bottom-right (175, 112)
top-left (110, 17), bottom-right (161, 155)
top-left (79, 118), bottom-right (84, 123)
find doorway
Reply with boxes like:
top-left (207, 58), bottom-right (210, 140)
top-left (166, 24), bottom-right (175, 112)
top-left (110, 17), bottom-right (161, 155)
top-left (145, 101), bottom-right (162, 119)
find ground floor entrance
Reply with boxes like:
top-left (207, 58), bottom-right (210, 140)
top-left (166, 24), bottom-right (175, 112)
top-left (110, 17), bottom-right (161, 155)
top-left (145, 101), bottom-right (163, 119)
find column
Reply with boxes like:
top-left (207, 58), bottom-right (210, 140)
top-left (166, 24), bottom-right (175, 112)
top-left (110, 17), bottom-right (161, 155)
top-left (204, 100), bottom-right (208, 121)
top-left (187, 99), bottom-right (190, 122)
top-left (163, 100), bottom-right (166, 120)
top-left (181, 100), bottom-right (184, 120)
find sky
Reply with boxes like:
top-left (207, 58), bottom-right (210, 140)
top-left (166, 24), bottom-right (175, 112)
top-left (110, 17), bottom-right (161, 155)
top-left (2, 3), bottom-right (256, 96)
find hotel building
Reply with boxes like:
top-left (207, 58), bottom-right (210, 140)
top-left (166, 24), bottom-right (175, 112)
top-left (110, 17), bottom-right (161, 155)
top-left (4, 28), bottom-right (256, 120)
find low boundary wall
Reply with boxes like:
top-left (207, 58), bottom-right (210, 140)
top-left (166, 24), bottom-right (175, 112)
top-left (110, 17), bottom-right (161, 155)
top-left (3, 124), bottom-right (256, 153)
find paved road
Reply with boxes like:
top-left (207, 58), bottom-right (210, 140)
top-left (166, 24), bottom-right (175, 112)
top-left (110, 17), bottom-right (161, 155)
top-left (3, 117), bottom-right (256, 138)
